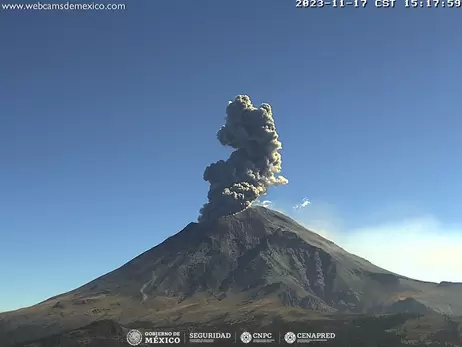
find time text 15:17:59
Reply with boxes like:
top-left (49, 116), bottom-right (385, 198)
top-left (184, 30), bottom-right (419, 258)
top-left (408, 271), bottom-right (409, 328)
top-left (405, 0), bottom-right (461, 6)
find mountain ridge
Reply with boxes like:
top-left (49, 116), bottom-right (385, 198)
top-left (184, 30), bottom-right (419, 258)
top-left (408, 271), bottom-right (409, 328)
top-left (1, 206), bottom-right (461, 346)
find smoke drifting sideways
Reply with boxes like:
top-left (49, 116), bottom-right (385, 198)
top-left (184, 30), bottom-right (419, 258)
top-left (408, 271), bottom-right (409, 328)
top-left (198, 95), bottom-right (288, 222)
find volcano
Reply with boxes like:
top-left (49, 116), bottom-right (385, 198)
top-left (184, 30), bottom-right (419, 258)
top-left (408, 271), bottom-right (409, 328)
top-left (1, 206), bottom-right (461, 346)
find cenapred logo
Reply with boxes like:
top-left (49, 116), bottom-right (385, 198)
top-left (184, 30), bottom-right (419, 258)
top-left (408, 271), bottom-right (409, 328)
top-left (240, 331), bottom-right (252, 344)
top-left (284, 332), bottom-right (296, 344)
top-left (126, 329), bottom-right (143, 346)
top-left (284, 332), bottom-right (336, 344)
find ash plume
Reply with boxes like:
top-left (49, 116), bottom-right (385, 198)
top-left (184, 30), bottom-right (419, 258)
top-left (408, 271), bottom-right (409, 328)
top-left (198, 95), bottom-right (288, 222)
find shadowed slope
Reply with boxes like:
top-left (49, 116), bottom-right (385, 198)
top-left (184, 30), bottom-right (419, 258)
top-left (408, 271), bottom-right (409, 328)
top-left (1, 207), bottom-right (461, 346)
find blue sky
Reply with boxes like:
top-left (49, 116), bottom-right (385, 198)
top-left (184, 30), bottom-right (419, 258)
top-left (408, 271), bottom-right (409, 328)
top-left (1, 1), bottom-right (461, 312)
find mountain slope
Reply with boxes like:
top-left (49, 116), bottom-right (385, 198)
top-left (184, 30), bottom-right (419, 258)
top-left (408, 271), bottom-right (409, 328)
top-left (10, 314), bottom-right (462, 347)
top-left (1, 206), bottom-right (461, 346)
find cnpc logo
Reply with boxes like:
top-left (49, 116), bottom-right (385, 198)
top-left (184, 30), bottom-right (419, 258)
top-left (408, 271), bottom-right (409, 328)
top-left (240, 331), bottom-right (274, 343)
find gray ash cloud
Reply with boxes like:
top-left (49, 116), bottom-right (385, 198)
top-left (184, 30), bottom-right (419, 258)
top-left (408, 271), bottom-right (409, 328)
top-left (198, 95), bottom-right (288, 222)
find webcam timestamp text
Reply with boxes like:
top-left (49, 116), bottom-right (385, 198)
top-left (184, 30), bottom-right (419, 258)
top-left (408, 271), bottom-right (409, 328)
top-left (296, 0), bottom-right (461, 7)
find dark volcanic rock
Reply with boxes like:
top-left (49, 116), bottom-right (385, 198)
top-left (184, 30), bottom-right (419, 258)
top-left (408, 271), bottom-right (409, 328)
top-left (73, 206), bottom-right (394, 309)
top-left (12, 315), bottom-right (462, 347)
top-left (386, 298), bottom-right (432, 314)
top-left (12, 320), bottom-right (128, 347)
top-left (439, 281), bottom-right (462, 287)
top-left (1, 206), bottom-right (461, 347)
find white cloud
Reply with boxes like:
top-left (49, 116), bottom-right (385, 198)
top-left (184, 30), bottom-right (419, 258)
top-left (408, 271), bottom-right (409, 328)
top-left (254, 199), bottom-right (274, 208)
top-left (293, 197), bottom-right (311, 209)
top-left (336, 217), bottom-right (462, 283)
top-left (279, 203), bottom-right (462, 283)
